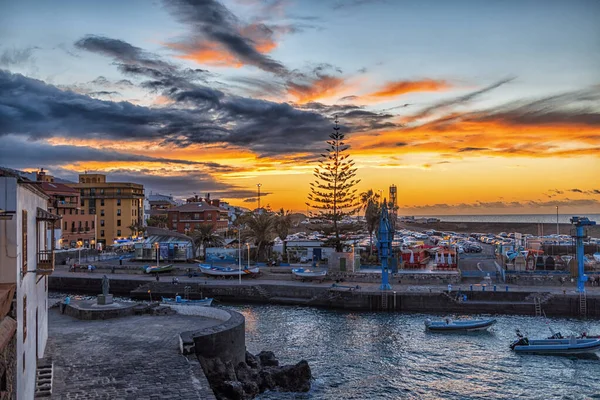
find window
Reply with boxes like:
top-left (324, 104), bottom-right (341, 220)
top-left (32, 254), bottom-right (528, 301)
top-left (207, 213), bottom-right (212, 220)
top-left (91, 220), bottom-right (95, 229)
top-left (117, 209), bottom-right (121, 216)
top-left (100, 220), bottom-right (105, 227)
top-left (81, 209), bottom-right (85, 215)
top-left (117, 219), bottom-right (121, 227)
top-left (80, 189), bottom-right (85, 196)
top-left (100, 230), bottom-right (105, 237)
top-left (64, 221), bottom-right (67, 230)
top-left (100, 199), bottom-right (105, 206)
top-left (90, 188), bottom-right (96, 196)
top-left (117, 199), bottom-right (121, 206)
top-left (81, 198), bottom-right (84, 207)
top-left (100, 189), bottom-right (104, 195)
top-left (100, 209), bottom-right (105, 216)
top-left (69, 209), bottom-right (72, 215)
top-left (117, 188), bottom-right (121, 195)
top-left (195, 223), bottom-right (200, 229)
top-left (22, 210), bottom-right (27, 275)
top-left (185, 223), bottom-right (190, 229)
top-left (194, 213), bottom-right (199, 220)
top-left (117, 230), bottom-right (121, 237)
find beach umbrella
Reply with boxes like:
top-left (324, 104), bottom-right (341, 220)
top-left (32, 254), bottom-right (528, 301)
top-left (447, 253), bottom-right (453, 265)
top-left (440, 252), bottom-right (446, 264)
top-left (409, 250), bottom-right (414, 264)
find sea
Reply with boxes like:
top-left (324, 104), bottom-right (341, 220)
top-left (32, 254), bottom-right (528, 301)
top-left (230, 305), bottom-right (600, 400)
top-left (420, 214), bottom-right (600, 225)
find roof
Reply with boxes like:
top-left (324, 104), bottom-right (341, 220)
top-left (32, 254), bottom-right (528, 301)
top-left (0, 167), bottom-right (48, 199)
top-left (170, 202), bottom-right (226, 212)
top-left (144, 227), bottom-right (193, 242)
top-left (41, 181), bottom-right (78, 194)
top-left (148, 193), bottom-right (176, 204)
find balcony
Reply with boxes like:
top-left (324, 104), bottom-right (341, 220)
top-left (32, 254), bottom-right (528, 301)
top-left (37, 250), bottom-right (55, 275)
top-left (54, 200), bottom-right (78, 208)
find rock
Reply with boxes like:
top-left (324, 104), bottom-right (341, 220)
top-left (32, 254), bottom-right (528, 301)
top-left (257, 369), bottom-right (275, 391)
top-left (214, 380), bottom-right (245, 400)
top-left (267, 360), bottom-right (312, 392)
top-left (256, 350), bottom-right (279, 367)
top-left (245, 351), bottom-right (259, 368)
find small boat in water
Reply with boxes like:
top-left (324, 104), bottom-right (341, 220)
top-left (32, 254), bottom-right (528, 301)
top-left (425, 318), bottom-right (496, 332)
top-left (199, 264), bottom-right (260, 277)
top-left (511, 335), bottom-right (600, 355)
top-left (291, 268), bottom-right (327, 281)
top-left (144, 264), bottom-right (174, 274)
top-left (161, 296), bottom-right (213, 306)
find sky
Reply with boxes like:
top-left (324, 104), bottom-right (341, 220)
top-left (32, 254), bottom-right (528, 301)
top-left (0, 0), bottom-right (599, 215)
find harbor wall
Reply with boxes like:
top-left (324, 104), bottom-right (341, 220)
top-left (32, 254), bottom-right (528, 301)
top-left (49, 276), bottom-right (600, 318)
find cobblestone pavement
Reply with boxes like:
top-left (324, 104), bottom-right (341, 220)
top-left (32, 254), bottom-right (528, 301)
top-left (46, 309), bottom-right (218, 399)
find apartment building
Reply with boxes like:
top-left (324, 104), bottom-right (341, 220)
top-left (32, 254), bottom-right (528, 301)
top-left (69, 173), bottom-right (144, 248)
top-left (167, 201), bottom-right (229, 234)
top-left (0, 168), bottom-right (59, 399)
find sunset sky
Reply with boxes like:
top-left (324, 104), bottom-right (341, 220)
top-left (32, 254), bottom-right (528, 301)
top-left (1, 0), bottom-right (599, 215)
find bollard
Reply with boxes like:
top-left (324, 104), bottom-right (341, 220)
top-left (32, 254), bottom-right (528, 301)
top-left (494, 285), bottom-right (497, 292)
top-left (505, 286), bottom-right (509, 292)
top-left (470, 285), bottom-right (473, 291)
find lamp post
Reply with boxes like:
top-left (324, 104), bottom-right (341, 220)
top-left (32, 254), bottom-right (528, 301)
top-left (351, 243), bottom-right (355, 272)
top-left (155, 242), bottom-right (160, 267)
top-left (246, 243), bottom-right (250, 271)
top-left (238, 229), bottom-right (242, 284)
top-left (257, 183), bottom-right (262, 211)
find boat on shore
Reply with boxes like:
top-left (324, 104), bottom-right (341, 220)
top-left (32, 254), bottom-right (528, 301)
top-left (161, 297), bottom-right (213, 306)
top-left (199, 264), bottom-right (260, 277)
top-left (144, 264), bottom-right (174, 274)
top-left (511, 335), bottom-right (600, 355)
top-left (425, 318), bottom-right (496, 332)
top-left (291, 268), bottom-right (327, 281)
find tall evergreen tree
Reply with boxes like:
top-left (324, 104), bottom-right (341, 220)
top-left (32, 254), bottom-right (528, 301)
top-left (307, 116), bottom-right (360, 251)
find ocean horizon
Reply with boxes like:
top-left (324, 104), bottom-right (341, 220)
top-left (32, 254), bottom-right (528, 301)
top-left (414, 214), bottom-right (600, 224)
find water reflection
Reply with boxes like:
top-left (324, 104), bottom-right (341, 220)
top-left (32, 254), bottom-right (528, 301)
top-left (225, 305), bottom-right (600, 399)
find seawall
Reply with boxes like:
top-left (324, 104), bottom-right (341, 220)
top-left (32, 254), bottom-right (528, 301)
top-left (49, 275), bottom-right (600, 318)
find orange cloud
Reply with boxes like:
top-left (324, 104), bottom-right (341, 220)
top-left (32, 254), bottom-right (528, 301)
top-left (368, 79), bottom-right (450, 98)
top-left (287, 75), bottom-right (346, 103)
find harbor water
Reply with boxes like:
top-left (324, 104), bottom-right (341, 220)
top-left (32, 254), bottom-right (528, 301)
top-left (423, 214), bottom-right (600, 224)
top-left (230, 305), bottom-right (600, 400)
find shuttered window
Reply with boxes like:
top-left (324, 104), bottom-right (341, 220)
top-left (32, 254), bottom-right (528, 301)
top-left (22, 210), bottom-right (27, 275)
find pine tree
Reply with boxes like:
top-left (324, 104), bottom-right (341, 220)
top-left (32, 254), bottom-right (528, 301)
top-left (307, 116), bottom-right (360, 251)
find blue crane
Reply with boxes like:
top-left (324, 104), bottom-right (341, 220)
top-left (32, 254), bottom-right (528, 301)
top-left (570, 216), bottom-right (596, 293)
top-left (377, 199), bottom-right (393, 290)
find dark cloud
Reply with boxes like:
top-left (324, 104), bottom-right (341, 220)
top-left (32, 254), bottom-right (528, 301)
top-left (339, 95), bottom-right (359, 101)
top-left (458, 147), bottom-right (488, 152)
top-left (163, 0), bottom-right (287, 75)
top-left (570, 188), bottom-right (583, 193)
top-left (0, 47), bottom-right (39, 67)
top-left (0, 136), bottom-right (208, 168)
top-left (406, 77), bottom-right (515, 122)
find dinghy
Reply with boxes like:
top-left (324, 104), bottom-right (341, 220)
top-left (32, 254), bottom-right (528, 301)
top-left (144, 264), bottom-right (174, 274)
top-left (199, 264), bottom-right (260, 277)
top-left (424, 318), bottom-right (496, 332)
top-left (291, 268), bottom-right (327, 281)
top-left (511, 336), bottom-right (600, 355)
top-left (161, 296), bottom-right (213, 306)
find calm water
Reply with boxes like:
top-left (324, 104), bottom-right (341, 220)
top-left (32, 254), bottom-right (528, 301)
top-left (227, 305), bottom-right (600, 400)
top-left (423, 214), bottom-right (600, 225)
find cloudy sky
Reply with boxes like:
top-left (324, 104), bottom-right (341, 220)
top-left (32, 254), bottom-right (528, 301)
top-left (1, 0), bottom-right (599, 215)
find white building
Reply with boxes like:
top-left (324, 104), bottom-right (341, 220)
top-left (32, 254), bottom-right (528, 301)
top-left (0, 169), bottom-right (59, 399)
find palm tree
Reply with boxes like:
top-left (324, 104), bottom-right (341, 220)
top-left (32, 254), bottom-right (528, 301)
top-left (192, 223), bottom-right (225, 259)
top-left (275, 208), bottom-right (292, 262)
top-left (243, 213), bottom-right (276, 262)
top-left (360, 189), bottom-right (380, 221)
top-left (365, 198), bottom-right (381, 256)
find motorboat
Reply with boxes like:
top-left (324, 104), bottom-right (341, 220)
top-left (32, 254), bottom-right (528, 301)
top-left (199, 264), bottom-right (260, 277)
top-left (424, 318), bottom-right (496, 332)
top-left (161, 296), bottom-right (213, 306)
top-left (291, 267), bottom-right (327, 281)
top-left (511, 335), bottom-right (600, 355)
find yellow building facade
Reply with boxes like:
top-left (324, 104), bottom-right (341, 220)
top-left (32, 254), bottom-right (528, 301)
top-left (68, 174), bottom-right (144, 248)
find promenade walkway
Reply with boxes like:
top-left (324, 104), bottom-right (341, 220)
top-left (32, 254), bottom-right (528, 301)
top-left (45, 309), bottom-right (218, 399)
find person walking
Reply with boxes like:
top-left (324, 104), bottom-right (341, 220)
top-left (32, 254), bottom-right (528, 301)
top-left (155, 273), bottom-right (160, 282)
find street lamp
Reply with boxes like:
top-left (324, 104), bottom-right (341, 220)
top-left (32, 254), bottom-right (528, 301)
top-left (246, 243), bottom-right (250, 271)
top-left (351, 243), bottom-right (355, 272)
top-left (256, 183), bottom-right (262, 211)
top-left (238, 229), bottom-right (242, 285)
top-left (155, 242), bottom-right (160, 267)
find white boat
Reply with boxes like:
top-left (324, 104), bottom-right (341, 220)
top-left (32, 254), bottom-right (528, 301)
top-left (425, 318), bottom-right (496, 332)
top-left (199, 264), bottom-right (260, 277)
top-left (161, 297), bottom-right (213, 306)
top-left (291, 268), bottom-right (327, 280)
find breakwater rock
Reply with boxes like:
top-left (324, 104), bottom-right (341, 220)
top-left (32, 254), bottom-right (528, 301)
top-left (200, 350), bottom-right (312, 400)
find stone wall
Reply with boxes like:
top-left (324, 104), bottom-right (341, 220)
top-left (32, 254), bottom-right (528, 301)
top-left (0, 329), bottom-right (16, 400)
